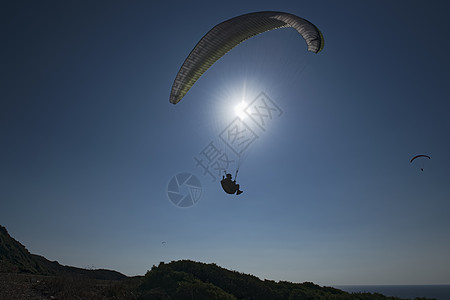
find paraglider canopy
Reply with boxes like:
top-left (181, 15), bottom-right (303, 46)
top-left (169, 11), bottom-right (324, 104)
top-left (410, 154), bottom-right (431, 163)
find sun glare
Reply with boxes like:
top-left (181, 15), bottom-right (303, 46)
top-left (234, 101), bottom-right (248, 120)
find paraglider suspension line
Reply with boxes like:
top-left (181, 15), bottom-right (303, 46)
top-left (222, 169), bottom-right (239, 180)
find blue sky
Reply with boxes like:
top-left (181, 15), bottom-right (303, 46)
top-left (1, 1), bottom-right (450, 286)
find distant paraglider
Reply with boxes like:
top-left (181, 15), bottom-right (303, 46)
top-left (410, 154), bottom-right (431, 171)
top-left (169, 11), bottom-right (324, 104)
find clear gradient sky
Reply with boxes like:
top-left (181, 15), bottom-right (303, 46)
top-left (1, 1), bottom-right (450, 286)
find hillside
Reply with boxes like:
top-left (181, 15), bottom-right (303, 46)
top-left (0, 225), bottom-right (434, 299)
top-left (0, 225), bottom-right (126, 280)
top-left (140, 260), bottom-right (433, 299)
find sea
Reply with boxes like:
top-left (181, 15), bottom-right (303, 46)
top-left (333, 285), bottom-right (450, 300)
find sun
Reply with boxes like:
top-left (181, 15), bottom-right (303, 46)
top-left (234, 101), bottom-right (248, 120)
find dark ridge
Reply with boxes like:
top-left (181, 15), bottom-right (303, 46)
top-left (0, 225), bottom-right (126, 280)
top-left (139, 260), bottom-right (425, 299)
